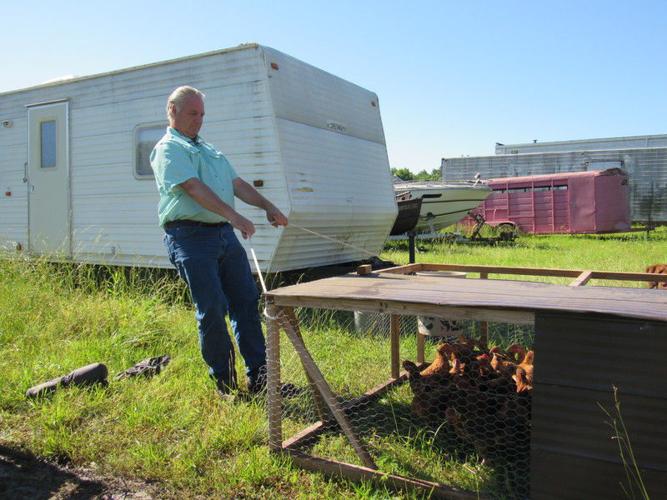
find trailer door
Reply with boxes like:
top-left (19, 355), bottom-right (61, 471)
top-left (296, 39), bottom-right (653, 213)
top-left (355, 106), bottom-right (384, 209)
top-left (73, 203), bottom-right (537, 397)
top-left (27, 101), bottom-right (70, 256)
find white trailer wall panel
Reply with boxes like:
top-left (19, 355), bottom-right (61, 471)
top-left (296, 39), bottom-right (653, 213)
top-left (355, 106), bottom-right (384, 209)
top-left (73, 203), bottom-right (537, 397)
top-left (0, 44), bottom-right (396, 271)
top-left (271, 119), bottom-right (393, 270)
top-left (0, 117), bottom-right (28, 250)
top-left (263, 46), bottom-right (395, 271)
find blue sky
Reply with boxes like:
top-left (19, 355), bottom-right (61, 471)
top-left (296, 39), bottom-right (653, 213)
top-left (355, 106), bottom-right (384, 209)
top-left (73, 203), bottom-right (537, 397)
top-left (3, 1), bottom-right (666, 171)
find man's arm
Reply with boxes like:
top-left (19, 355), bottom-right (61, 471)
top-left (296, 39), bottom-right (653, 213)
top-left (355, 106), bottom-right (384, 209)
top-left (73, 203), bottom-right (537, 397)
top-left (179, 178), bottom-right (256, 238)
top-left (232, 178), bottom-right (288, 227)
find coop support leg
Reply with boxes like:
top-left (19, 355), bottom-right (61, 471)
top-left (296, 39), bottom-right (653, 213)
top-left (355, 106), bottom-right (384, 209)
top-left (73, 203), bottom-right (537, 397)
top-left (390, 314), bottom-right (400, 379)
top-left (280, 317), bottom-right (377, 469)
top-left (266, 302), bottom-right (282, 452)
top-left (286, 449), bottom-right (476, 499)
top-left (479, 272), bottom-right (489, 346)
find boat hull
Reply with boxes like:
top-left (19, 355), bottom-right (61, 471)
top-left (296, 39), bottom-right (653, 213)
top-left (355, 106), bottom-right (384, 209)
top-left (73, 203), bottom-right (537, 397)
top-left (394, 183), bottom-right (492, 232)
top-left (390, 197), bottom-right (423, 235)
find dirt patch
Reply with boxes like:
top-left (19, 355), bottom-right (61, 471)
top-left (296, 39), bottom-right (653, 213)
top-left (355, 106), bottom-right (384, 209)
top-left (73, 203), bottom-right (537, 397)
top-left (0, 444), bottom-right (161, 499)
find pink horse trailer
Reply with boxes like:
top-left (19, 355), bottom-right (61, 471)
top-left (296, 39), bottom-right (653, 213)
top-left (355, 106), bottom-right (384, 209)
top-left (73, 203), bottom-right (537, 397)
top-left (473, 168), bottom-right (631, 234)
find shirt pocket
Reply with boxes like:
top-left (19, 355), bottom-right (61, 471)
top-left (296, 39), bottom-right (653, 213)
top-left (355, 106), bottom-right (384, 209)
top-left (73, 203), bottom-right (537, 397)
top-left (200, 143), bottom-right (223, 159)
top-left (199, 146), bottom-right (229, 186)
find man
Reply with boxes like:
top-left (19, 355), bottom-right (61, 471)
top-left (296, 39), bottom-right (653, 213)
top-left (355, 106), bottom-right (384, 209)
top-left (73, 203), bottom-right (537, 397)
top-left (150, 86), bottom-right (288, 398)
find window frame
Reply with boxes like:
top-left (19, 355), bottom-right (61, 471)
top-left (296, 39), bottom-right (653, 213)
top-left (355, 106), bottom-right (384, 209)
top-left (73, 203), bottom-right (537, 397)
top-left (133, 122), bottom-right (167, 180)
top-left (40, 119), bottom-right (57, 169)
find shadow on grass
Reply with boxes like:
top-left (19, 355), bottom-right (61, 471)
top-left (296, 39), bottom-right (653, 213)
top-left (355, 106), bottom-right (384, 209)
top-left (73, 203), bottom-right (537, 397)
top-left (0, 444), bottom-right (106, 500)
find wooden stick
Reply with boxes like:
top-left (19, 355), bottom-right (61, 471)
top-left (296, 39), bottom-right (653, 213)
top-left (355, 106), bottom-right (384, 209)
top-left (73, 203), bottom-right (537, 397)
top-left (266, 302), bottom-right (282, 452)
top-left (380, 262), bottom-right (667, 284)
top-left (279, 306), bottom-right (329, 421)
top-left (420, 262), bottom-right (583, 277)
top-left (570, 270), bottom-right (593, 287)
top-left (390, 315), bottom-right (400, 379)
top-left (280, 317), bottom-right (377, 469)
top-left (269, 296), bottom-right (535, 326)
top-left (377, 263), bottom-right (424, 275)
top-left (282, 420), bottom-right (327, 450)
top-left (589, 270), bottom-right (667, 283)
top-left (344, 369), bottom-right (416, 410)
top-left (285, 449), bottom-right (480, 499)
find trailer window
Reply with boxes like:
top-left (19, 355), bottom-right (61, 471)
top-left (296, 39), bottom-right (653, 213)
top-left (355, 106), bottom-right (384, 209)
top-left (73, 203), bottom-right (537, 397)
top-left (134, 125), bottom-right (165, 179)
top-left (40, 120), bottom-right (57, 168)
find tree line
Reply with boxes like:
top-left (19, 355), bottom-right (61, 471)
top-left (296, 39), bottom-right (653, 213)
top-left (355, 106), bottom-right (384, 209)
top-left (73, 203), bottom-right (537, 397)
top-left (391, 167), bottom-right (441, 181)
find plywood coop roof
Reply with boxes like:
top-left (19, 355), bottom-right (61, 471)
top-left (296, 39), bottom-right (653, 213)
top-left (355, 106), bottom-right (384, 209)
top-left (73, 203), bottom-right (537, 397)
top-left (267, 273), bottom-right (667, 323)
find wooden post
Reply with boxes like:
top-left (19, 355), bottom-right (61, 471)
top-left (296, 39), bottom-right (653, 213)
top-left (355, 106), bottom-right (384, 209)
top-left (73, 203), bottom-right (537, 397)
top-left (279, 306), bottom-right (329, 422)
top-left (408, 231), bottom-right (416, 264)
top-left (357, 264), bottom-right (373, 275)
top-left (280, 318), bottom-right (377, 469)
top-left (266, 302), bottom-right (282, 452)
top-left (417, 332), bottom-right (425, 364)
top-left (479, 272), bottom-right (489, 346)
top-left (390, 315), bottom-right (400, 379)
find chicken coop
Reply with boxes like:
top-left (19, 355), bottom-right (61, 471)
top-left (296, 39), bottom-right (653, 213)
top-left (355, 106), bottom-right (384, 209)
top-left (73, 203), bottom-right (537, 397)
top-left (264, 263), bottom-right (667, 499)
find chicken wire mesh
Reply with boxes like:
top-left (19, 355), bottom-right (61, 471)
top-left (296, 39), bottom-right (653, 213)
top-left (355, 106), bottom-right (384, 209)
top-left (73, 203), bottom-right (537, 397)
top-left (267, 307), bottom-right (535, 499)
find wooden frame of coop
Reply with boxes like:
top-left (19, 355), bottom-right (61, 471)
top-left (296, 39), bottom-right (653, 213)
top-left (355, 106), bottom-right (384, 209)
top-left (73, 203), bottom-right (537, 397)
top-left (265, 263), bottom-right (667, 499)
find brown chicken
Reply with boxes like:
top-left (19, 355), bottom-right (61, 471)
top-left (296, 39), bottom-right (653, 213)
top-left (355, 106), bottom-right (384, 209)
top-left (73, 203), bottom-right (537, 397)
top-left (517, 351), bottom-right (534, 388)
top-left (505, 343), bottom-right (527, 363)
top-left (403, 359), bottom-right (452, 418)
top-left (646, 263), bottom-right (667, 289)
top-left (419, 343), bottom-right (453, 378)
top-left (490, 352), bottom-right (515, 376)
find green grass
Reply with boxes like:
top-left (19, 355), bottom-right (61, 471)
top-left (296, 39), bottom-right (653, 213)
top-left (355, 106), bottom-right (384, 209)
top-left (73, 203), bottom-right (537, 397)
top-left (1, 227), bottom-right (665, 498)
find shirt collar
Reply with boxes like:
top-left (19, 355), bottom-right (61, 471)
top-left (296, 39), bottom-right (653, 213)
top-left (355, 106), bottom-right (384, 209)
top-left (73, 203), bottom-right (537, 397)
top-left (168, 126), bottom-right (201, 145)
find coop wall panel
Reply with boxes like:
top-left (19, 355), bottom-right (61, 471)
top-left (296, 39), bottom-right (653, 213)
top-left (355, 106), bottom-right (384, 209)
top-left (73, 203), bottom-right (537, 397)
top-left (531, 451), bottom-right (667, 500)
top-left (531, 312), bottom-right (667, 499)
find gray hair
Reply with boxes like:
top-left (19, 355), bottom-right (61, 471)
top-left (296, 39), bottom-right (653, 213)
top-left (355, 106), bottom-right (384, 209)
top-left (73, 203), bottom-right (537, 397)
top-left (166, 86), bottom-right (205, 119)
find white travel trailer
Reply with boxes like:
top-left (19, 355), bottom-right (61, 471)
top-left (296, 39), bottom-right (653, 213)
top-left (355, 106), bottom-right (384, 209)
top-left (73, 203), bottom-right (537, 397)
top-left (0, 44), bottom-right (397, 272)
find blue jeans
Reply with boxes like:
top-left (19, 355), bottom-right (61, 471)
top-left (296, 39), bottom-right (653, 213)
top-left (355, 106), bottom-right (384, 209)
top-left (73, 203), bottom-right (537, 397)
top-left (164, 223), bottom-right (266, 387)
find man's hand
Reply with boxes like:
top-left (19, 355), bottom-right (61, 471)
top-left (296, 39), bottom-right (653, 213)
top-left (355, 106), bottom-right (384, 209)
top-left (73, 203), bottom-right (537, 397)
top-left (233, 178), bottom-right (288, 228)
top-left (179, 178), bottom-right (257, 238)
top-left (266, 205), bottom-right (288, 227)
top-left (229, 213), bottom-right (256, 239)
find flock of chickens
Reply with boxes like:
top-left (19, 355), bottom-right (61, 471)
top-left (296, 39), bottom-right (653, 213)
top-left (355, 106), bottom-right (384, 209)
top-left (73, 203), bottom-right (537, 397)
top-left (391, 265), bottom-right (663, 492)
top-left (403, 336), bottom-right (534, 465)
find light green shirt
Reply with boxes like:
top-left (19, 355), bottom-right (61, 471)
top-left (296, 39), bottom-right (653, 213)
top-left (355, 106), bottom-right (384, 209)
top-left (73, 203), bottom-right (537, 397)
top-left (150, 127), bottom-right (238, 226)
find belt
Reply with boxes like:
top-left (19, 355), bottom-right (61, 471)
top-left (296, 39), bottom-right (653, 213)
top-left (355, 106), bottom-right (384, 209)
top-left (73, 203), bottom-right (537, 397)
top-left (164, 220), bottom-right (229, 229)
